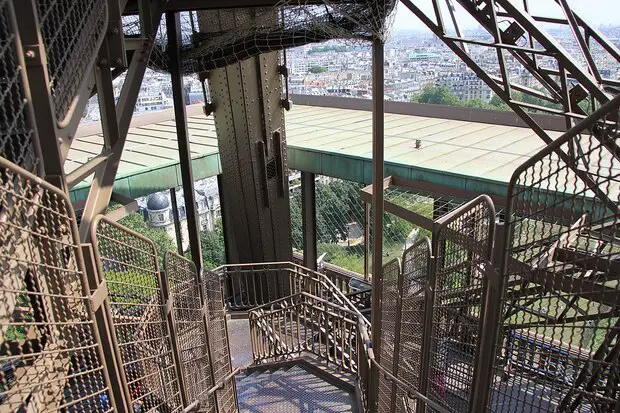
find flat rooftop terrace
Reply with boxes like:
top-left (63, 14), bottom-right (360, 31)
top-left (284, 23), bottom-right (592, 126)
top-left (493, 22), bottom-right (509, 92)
top-left (68, 95), bottom-right (564, 204)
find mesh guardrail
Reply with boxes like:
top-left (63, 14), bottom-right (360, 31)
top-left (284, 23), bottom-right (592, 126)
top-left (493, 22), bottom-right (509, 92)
top-left (92, 216), bottom-right (183, 412)
top-left (0, 0), bottom-right (37, 173)
top-left (489, 98), bottom-right (620, 412)
top-left (428, 197), bottom-right (495, 412)
top-left (36, 0), bottom-right (107, 123)
top-left (163, 251), bottom-right (216, 412)
top-left (0, 157), bottom-right (112, 411)
top-left (203, 270), bottom-right (238, 413)
top-left (315, 177), bottom-right (367, 274)
top-left (378, 258), bottom-right (401, 413)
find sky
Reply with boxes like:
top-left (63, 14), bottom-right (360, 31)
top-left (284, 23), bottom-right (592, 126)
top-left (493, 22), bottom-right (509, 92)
top-left (391, 0), bottom-right (619, 31)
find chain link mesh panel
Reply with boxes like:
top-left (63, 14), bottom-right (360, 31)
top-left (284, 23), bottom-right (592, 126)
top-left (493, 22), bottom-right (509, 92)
top-left (0, 0), bottom-right (37, 173)
top-left (0, 157), bottom-right (112, 411)
top-left (35, 0), bottom-right (107, 122)
top-left (92, 216), bottom-right (182, 413)
top-left (489, 101), bottom-right (620, 412)
top-left (429, 197), bottom-right (495, 412)
top-left (163, 251), bottom-right (216, 412)
top-left (289, 170), bottom-right (303, 253)
top-left (378, 258), bottom-right (401, 413)
top-left (203, 270), bottom-right (238, 413)
top-left (376, 239), bottom-right (431, 413)
top-left (315, 177), bottom-right (366, 274)
top-left (395, 238), bottom-right (431, 412)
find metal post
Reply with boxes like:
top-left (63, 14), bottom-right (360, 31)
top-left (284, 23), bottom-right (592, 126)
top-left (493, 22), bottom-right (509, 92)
top-left (301, 171), bottom-right (317, 271)
top-left (364, 202), bottom-right (370, 280)
top-left (217, 174), bottom-right (234, 263)
top-left (167, 11), bottom-right (202, 272)
top-left (170, 187), bottom-right (184, 255)
top-left (369, 36), bottom-right (385, 413)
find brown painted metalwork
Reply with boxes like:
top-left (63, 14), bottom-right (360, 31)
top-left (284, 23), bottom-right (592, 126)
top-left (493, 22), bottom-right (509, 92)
top-left (0, 156), bottom-right (115, 411)
top-left (91, 215), bottom-right (183, 412)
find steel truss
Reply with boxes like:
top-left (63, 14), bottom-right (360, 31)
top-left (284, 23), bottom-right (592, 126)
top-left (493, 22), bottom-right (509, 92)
top-left (402, 0), bottom-right (620, 211)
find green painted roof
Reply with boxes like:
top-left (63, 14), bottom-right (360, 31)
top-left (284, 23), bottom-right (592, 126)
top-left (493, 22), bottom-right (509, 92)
top-left (68, 103), bottom-right (561, 203)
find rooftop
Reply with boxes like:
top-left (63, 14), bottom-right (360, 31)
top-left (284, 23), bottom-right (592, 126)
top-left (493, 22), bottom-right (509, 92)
top-left (68, 96), bottom-right (563, 204)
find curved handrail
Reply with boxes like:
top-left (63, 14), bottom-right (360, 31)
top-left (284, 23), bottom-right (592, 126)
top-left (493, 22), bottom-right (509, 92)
top-left (215, 261), bottom-right (371, 327)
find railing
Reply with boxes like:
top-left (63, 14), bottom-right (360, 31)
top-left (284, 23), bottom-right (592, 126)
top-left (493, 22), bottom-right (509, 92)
top-left (241, 262), bottom-right (450, 413)
top-left (293, 251), bottom-right (369, 295)
top-left (249, 292), bottom-right (360, 372)
top-left (215, 261), bottom-right (368, 311)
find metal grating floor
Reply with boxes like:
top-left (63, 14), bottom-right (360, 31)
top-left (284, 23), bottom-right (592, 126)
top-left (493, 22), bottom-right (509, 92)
top-left (235, 365), bottom-right (358, 412)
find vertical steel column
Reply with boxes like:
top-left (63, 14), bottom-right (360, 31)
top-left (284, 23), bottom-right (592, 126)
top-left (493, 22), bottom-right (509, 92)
top-left (301, 171), bottom-right (317, 270)
top-left (170, 187), bottom-right (184, 255)
top-left (390, 263), bottom-right (405, 412)
top-left (167, 12), bottom-right (202, 272)
top-left (369, 36), bottom-right (385, 413)
top-left (218, 174), bottom-right (235, 263)
top-left (364, 202), bottom-right (371, 280)
top-left (417, 230), bottom-right (439, 413)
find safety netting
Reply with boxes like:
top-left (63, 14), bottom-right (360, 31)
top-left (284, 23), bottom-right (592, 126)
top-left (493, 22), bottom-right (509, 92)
top-left (123, 0), bottom-right (397, 74)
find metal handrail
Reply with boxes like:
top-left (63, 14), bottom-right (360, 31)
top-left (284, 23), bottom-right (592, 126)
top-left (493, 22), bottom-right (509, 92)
top-left (249, 291), bottom-right (360, 372)
top-left (215, 261), bottom-right (371, 326)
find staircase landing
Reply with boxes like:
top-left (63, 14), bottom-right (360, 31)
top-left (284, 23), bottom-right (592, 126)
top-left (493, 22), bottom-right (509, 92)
top-left (236, 362), bottom-right (359, 413)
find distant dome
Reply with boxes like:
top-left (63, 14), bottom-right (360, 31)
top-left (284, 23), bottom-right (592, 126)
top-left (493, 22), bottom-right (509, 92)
top-left (146, 193), bottom-right (170, 211)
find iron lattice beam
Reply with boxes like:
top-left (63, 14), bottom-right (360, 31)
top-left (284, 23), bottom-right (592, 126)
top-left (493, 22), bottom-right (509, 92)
top-left (78, 0), bottom-right (166, 241)
top-left (401, 0), bottom-right (620, 170)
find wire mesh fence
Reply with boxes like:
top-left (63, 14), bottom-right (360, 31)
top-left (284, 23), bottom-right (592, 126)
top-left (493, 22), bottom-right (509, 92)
top-left (35, 0), bottom-right (107, 123)
top-left (396, 239), bottom-right (431, 411)
top-left (378, 258), bottom-right (401, 413)
top-left (428, 197), bottom-right (495, 412)
top-left (163, 251), bottom-right (217, 412)
top-left (0, 0), bottom-right (37, 173)
top-left (123, 2), bottom-right (396, 74)
top-left (0, 157), bottom-right (112, 411)
top-left (92, 216), bottom-right (183, 413)
top-left (488, 98), bottom-right (620, 412)
top-left (203, 270), bottom-right (238, 413)
top-left (375, 239), bottom-right (432, 413)
top-left (289, 170), bottom-right (303, 254)
top-left (290, 172), bottom-right (474, 278)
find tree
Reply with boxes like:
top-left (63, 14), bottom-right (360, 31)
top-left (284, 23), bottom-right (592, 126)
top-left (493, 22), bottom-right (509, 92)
top-left (308, 66), bottom-right (328, 74)
top-left (512, 90), bottom-right (562, 113)
top-left (290, 188), bottom-right (304, 251)
top-left (489, 94), bottom-right (508, 110)
top-left (315, 180), bottom-right (364, 244)
top-left (199, 218), bottom-right (226, 269)
top-left (118, 212), bottom-right (176, 264)
top-left (411, 84), bottom-right (461, 106)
